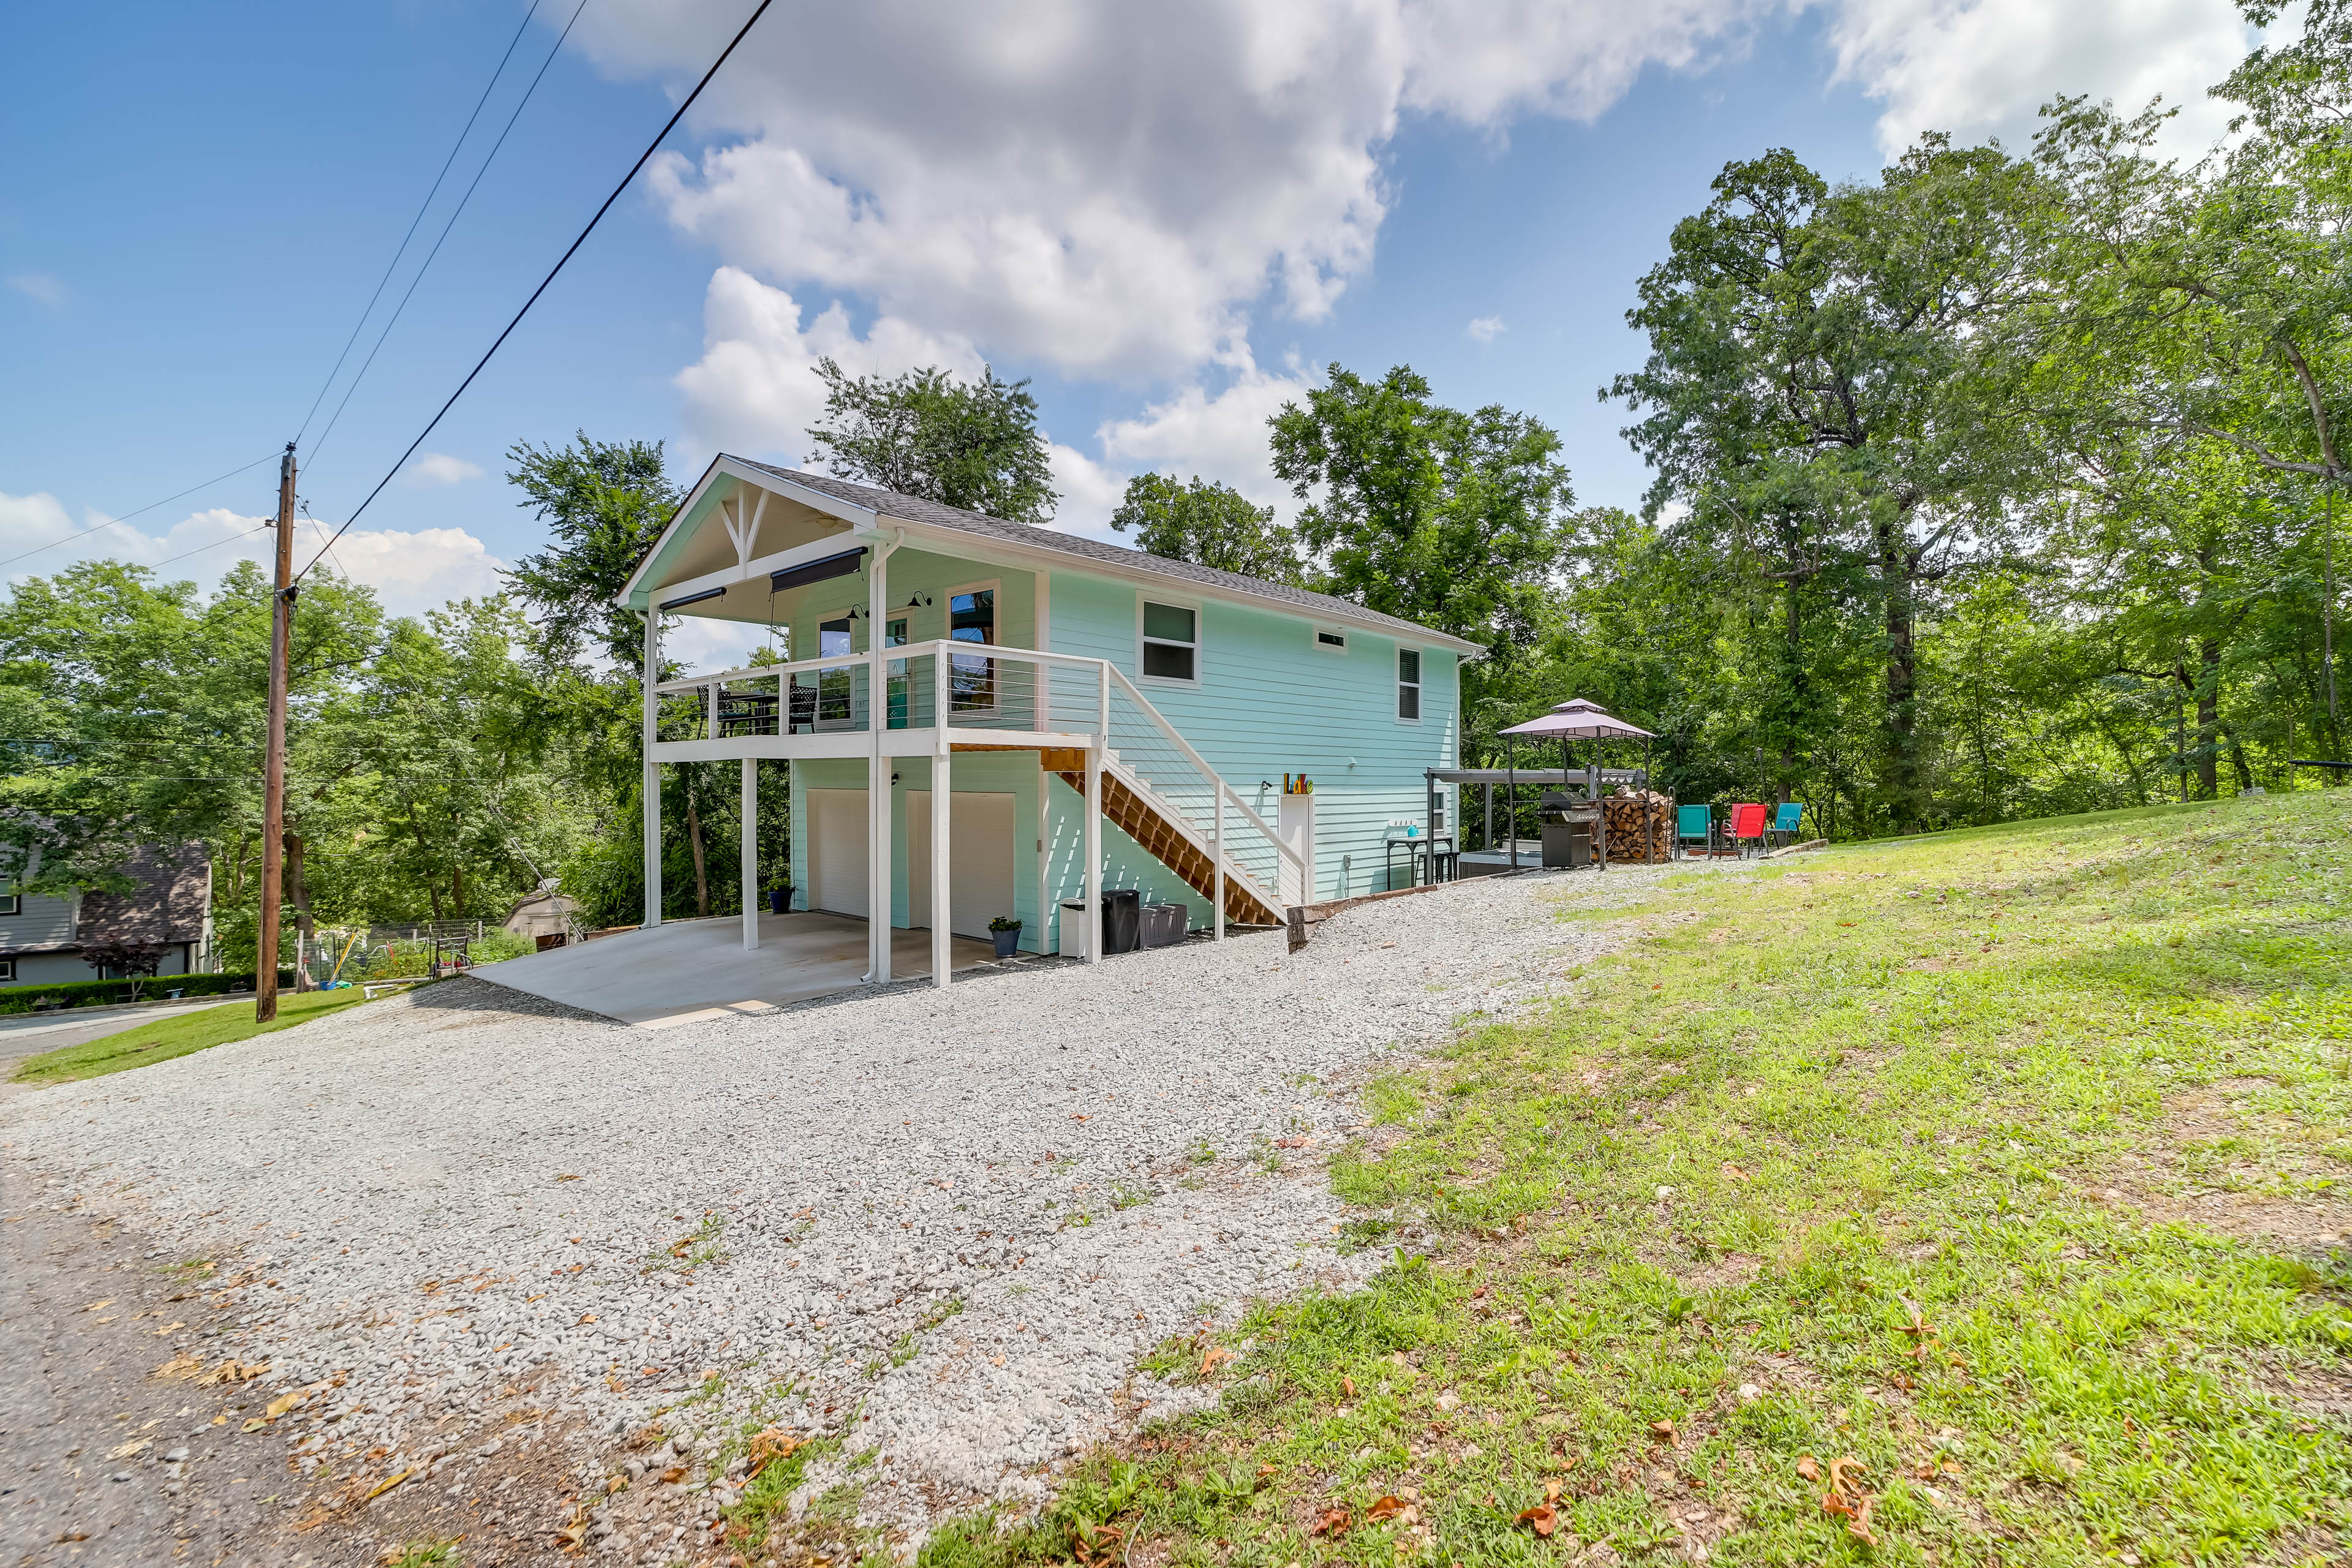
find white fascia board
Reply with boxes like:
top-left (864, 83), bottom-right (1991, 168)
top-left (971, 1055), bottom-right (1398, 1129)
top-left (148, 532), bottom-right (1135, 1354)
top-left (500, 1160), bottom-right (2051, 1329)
top-left (867, 509), bottom-right (1487, 659)
top-left (616, 457), bottom-right (879, 609)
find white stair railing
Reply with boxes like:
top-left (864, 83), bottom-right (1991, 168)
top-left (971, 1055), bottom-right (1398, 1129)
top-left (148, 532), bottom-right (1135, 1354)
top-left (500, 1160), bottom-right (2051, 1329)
top-left (1103, 668), bottom-right (1299, 922)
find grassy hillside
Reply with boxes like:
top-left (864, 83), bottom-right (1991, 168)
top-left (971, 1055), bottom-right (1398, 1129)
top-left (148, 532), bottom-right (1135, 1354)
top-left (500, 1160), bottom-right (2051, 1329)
top-left (927, 792), bottom-right (2352, 1567)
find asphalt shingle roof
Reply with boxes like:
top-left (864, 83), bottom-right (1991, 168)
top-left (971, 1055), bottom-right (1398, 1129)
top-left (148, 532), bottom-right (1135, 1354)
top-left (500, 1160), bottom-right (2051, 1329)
top-left (727, 457), bottom-right (1477, 651)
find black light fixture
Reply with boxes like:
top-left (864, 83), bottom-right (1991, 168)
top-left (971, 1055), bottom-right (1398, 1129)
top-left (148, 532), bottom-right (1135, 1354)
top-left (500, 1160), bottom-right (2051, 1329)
top-left (844, 606), bottom-right (864, 620)
top-left (905, 592), bottom-right (932, 608)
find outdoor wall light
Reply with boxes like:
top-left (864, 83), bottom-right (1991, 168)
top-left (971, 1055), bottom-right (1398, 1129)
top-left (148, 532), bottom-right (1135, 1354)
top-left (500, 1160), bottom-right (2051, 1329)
top-left (905, 592), bottom-right (933, 608)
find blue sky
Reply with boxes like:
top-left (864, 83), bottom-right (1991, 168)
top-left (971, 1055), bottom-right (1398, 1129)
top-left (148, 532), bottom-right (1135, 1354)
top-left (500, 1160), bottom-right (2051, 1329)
top-left (2, 0), bottom-right (2252, 665)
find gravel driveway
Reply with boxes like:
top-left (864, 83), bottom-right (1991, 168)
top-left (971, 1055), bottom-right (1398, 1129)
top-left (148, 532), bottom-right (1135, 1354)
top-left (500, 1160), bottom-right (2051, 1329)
top-left (0, 862), bottom-right (1732, 1564)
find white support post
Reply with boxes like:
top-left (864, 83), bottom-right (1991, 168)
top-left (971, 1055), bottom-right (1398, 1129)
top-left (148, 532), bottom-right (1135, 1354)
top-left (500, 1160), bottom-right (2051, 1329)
top-left (867, 543), bottom-right (892, 984)
top-left (707, 680), bottom-right (718, 738)
top-left (932, 650), bottom-right (951, 989)
top-left (1212, 784), bottom-right (1225, 941)
top-left (1086, 662), bottom-right (1107, 965)
top-left (641, 610), bottom-right (662, 930)
top-left (741, 756), bottom-right (759, 951)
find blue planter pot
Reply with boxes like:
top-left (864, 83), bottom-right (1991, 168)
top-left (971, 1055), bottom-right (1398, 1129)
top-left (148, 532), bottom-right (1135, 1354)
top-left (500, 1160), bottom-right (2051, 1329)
top-left (769, 888), bottom-right (792, 914)
top-left (992, 927), bottom-right (1021, 959)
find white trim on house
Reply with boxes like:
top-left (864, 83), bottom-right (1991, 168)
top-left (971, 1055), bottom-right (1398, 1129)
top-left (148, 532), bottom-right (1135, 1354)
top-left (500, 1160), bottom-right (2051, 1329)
top-left (1136, 591), bottom-right (1203, 688)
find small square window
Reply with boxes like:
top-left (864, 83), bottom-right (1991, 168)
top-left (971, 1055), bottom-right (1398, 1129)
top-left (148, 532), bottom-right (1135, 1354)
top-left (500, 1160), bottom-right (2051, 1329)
top-left (1398, 647), bottom-right (1422, 722)
top-left (0, 892), bottom-right (18, 916)
top-left (1142, 601), bottom-right (1197, 682)
top-left (0, 957), bottom-right (13, 981)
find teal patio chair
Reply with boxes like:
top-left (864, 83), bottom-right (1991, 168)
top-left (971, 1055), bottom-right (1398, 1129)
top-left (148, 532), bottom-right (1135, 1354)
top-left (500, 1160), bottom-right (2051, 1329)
top-left (1675, 804), bottom-right (1713, 859)
top-left (1770, 801), bottom-right (1804, 848)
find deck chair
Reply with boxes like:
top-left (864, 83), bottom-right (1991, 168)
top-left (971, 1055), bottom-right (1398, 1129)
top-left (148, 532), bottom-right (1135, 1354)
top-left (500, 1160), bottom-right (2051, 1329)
top-left (1730, 802), bottom-right (1770, 857)
top-left (1675, 804), bottom-right (1713, 859)
top-left (1770, 801), bottom-right (1804, 848)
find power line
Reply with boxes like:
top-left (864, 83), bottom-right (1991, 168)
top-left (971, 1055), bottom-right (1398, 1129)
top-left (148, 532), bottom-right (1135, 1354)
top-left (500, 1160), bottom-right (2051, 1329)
top-left (150, 523), bottom-right (274, 571)
top-left (0, 452), bottom-right (280, 571)
top-left (297, 0), bottom-right (777, 585)
top-left (293, 1), bottom-right (548, 449)
top-left (304, 0), bottom-right (590, 472)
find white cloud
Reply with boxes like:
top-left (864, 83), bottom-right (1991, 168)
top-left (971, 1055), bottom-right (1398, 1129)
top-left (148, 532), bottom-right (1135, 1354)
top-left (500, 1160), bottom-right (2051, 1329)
top-left (1467, 315), bottom-right (1506, 343)
top-left (1, 490), bottom-right (505, 620)
top-left (1819, 0), bottom-right (2253, 157)
top-left (674, 266), bottom-right (982, 464)
top-left (7, 273), bottom-right (67, 308)
top-left (405, 452), bottom-right (485, 486)
top-left (569, 0), bottom-right (2253, 514)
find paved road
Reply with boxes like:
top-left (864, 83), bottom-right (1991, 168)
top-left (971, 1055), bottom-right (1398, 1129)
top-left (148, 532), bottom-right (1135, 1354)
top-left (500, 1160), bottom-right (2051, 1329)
top-left (0, 1188), bottom-right (281, 1567)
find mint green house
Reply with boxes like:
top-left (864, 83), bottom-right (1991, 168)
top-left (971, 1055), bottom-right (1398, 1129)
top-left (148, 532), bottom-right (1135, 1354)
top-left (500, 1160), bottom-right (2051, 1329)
top-left (616, 458), bottom-right (1478, 987)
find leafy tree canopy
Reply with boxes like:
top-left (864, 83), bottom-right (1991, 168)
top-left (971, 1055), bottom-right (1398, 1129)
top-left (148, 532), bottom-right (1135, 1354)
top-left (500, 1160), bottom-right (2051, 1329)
top-left (805, 359), bottom-right (1057, 525)
top-left (1109, 473), bottom-right (1304, 585)
top-left (503, 432), bottom-right (681, 668)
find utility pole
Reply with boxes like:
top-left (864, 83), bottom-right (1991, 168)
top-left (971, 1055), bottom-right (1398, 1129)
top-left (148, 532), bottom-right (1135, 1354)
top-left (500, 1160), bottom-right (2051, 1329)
top-left (257, 443), bottom-right (296, 1023)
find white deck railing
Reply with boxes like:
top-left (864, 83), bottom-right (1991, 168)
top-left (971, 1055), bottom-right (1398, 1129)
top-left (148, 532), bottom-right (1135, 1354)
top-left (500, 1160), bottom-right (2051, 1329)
top-left (651, 640), bottom-right (1300, 917)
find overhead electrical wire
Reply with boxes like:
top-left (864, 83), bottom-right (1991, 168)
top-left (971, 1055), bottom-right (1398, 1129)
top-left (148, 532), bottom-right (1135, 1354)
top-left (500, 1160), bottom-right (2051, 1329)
top-left (0, 451), bottom-right (281, 571)
top-left (292, 0), bottom-right (549, 450)
top-left (304, 0), bottom-right (593, 472)
top-left (296, 0), bottom-right (777, 586)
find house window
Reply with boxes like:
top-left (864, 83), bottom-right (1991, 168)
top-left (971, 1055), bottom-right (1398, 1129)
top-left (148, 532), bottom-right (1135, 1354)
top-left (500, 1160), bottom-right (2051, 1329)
top-left (812, 612), bottom-right (857, 726)
top-left (1315, 629), bottom-right (1347, 652)
top-left (949, 587), bottom-right (997, 711)
top-left (1398, 647), bottom-right (1422, 722)
top-left (1141, 601), bottom-right (1197, 682)
top-left (0, 957), bottom-right (13, 981)
top-left (0, 891), bottom-right (17, 916)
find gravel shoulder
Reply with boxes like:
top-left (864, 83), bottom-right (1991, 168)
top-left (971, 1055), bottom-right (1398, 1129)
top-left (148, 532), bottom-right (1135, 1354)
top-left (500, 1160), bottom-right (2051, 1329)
top-left (0, 862), bottom-right (1738, 1565)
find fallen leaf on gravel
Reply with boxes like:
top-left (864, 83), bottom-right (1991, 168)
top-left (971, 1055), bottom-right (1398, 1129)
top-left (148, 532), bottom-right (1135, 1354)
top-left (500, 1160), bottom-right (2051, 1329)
top-left (1310, 1507), bottom-right (1351, 1536)
top-left (80, 1299), bottom-right (114, 1312)
top-left (197, 1358), bottom-right (266, 1387)
top-left (1516, 1505), bottom-right (1558, 1537)
top-left (239, 1419), bottom-right (267, 1433)
top-left (106, 1439), bottom-right (149, 1460)
top-left (660, 1466), bottom-right (688, 1485)
top-left (264, 1388), bottom-right (309, 1420)
top-left (151, 1354), bottom-right (203, 1381)
top-left (1275, 1136), bottom-right (1308, 1148)
top-left (1070, 1114), bottom-right (1091, 1122)
top-left (747, 1428), bottom-right (802, 1477)
top-left (365, 1469), bottom-right (409, 1501)
top-left (556, 1173), bottom-right (582, 1182)
top-left (1650, 1419), bottom-right (1677, 1443)
top-left (578, 1314), bottom-right (597, 1325)
top-left (1366, 1495), bottom-right (1407, 1521)
top-left (1545, 1479), bottom-right (1564, 1504)
top-left (1200, 1346), bottom-right (1237, 1376)
top-left (53, 1532), bottom-right (89, 1544)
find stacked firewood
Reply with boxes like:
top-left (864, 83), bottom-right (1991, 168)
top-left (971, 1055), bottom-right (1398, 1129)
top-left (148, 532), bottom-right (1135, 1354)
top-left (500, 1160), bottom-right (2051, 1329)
top-left (1602, 792), bottom-right (1675, 864)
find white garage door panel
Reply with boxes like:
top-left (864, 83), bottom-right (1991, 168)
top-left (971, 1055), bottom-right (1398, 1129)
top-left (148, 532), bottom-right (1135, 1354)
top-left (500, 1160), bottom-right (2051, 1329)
top-left (907, 791), bottom-right (1017, 939)
top-left (807, 788), bottom-right (869, 918)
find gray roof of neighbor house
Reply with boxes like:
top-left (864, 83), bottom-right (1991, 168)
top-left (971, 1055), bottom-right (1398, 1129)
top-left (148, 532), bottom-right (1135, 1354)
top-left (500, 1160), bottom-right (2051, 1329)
top-left (725, 458), bottom-right (1480, 652)
top-left (75, 842), bottom-right (210, 949)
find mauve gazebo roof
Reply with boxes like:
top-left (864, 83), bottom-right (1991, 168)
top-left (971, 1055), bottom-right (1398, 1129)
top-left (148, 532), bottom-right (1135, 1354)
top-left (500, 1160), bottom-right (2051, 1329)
top-left (1498, 698), bottom-right (1657, 741)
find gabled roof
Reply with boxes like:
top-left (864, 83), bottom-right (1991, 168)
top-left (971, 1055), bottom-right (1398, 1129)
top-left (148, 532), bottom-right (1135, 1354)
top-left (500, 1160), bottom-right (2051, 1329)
top-left (73, 842), bottom-right (210, 947)
top-left (634, 456), bottom-right (1483, 656)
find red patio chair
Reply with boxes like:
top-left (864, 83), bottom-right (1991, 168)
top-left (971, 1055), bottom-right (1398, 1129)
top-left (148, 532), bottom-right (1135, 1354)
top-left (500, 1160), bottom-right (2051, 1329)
top-left (1730, 802), bottom-right (1769, 857)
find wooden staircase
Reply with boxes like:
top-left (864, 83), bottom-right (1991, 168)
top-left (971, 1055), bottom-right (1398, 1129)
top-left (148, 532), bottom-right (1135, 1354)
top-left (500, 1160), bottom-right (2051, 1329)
top-left (1051, 761), bottom-right (1284, 929)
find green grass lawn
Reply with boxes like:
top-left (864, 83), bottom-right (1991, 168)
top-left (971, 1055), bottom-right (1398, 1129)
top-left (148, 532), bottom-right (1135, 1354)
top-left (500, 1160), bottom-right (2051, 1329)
top-left (921, 792), bottom-right (2352, 1568)
top-left (10, 987), bottom-right (377, 1085)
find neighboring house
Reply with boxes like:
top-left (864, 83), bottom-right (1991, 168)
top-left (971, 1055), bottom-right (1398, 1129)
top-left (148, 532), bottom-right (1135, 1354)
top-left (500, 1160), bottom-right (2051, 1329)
top-left (0, 842), bottom-right (213, 987)
top-left (616, 458), bottom-right (1480, 984)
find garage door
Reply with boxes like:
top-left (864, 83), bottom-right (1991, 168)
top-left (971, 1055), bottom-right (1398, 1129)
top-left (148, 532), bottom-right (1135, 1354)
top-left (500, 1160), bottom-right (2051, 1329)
top-left (807, 788), bottom-right (869, 918)
top-left (906, 791), bottom-right (1016, 939)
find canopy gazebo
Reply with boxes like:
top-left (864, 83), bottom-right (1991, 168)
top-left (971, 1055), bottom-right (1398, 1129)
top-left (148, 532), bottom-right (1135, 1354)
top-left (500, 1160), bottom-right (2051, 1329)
top-left (1428, 698), bottom-right (1659, 873)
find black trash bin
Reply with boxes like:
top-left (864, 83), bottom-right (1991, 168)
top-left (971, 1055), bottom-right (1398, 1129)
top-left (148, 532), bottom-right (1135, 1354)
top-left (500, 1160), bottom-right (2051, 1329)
top-left (1100, 889), bottom-right (1142, 955)
top-left (1140, 902), bottom-right (1187, 948)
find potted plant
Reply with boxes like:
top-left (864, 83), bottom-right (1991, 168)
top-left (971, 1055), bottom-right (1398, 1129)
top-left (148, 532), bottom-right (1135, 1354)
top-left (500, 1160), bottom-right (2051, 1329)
top-left (769, 883), bottom-right (793, 914)
top-left (987, 916), bottom-right (1022, 959)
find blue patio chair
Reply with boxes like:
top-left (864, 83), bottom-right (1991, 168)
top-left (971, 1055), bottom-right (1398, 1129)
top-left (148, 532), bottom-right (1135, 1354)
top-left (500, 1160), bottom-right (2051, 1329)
top-left (1770, 801), bottom-right (1804, 848)
top-left (1675, 804), bottom-right (1712, 860)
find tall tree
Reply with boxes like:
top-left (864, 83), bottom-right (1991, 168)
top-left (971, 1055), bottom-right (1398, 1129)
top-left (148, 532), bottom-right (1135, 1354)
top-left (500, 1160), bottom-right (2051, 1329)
top-left (1268, 364), bottom-right (1574, 660)
top-left (1610, 141), bottom-right (2050, 828)
top-left (805, 360), bottom-right (1057, 524)
top-left (1109, 473), bottom-right (1304, 584)
top-left (504, 432), bottom-right (682, 669)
